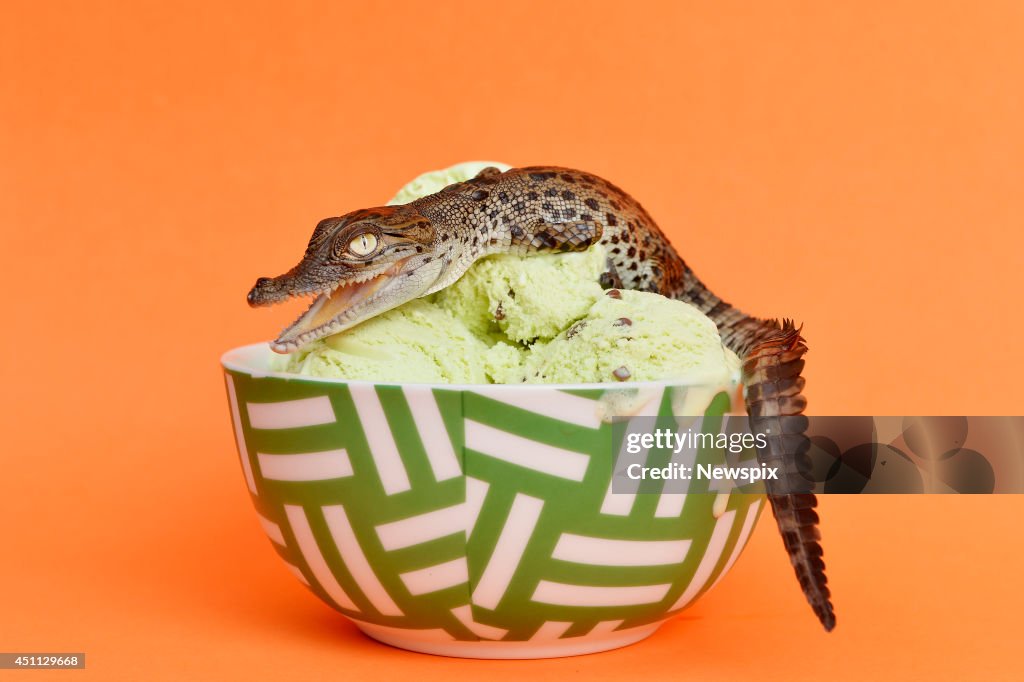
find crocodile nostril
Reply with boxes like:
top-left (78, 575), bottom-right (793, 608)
top-left (248, 278), bottom-right (272, 306)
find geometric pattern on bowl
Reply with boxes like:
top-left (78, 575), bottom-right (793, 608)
top-left (223, 344), bottom-right (764, 659)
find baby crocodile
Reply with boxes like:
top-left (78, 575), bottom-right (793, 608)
top-left (248, 165), bottom-right (835, 631)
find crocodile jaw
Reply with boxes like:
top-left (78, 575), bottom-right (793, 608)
top-left (270, 257), bottom-right (443, 353)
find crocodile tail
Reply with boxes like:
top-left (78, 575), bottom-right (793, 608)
top-left (743, 321), bottom-right (835, 631)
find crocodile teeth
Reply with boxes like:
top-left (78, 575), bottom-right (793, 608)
top-left (271, 263), bottom-right (403, 353)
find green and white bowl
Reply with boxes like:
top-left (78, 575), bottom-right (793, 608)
top-left (221, 343), bottom-right (764, 659)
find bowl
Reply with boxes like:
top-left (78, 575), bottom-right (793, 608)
top-left (221, 342), bottom-right (765, 659)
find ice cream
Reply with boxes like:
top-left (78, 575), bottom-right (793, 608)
top-left (272, 298), bottom-right (521, 384)
top-left (275, 161), bottom-right (740, 386)
top-left (520, 288), bottom-right (741, 384)
top-left (387, 161), bottom-right (512, 206)
top-left (433, 245), bottom-right (606, 344)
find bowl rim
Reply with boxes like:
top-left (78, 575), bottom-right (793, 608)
top-left (221, 342), bottom-right (742, 392)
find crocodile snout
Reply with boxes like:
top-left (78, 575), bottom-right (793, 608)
top-left (247, 277), bottom-right (276, 307)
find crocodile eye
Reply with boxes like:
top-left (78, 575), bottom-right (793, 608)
top-left (348, 232), bottom-right (379, 257)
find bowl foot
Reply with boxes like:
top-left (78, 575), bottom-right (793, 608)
top-left (353, 620), bottom-right (664, 659)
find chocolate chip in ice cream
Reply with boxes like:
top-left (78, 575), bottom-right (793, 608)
top-left (566, 320), bottom-right (588, 339)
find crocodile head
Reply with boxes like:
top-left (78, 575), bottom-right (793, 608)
top-left (247, 205), bottom-right (444, 353)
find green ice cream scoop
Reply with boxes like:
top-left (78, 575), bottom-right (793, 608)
top-left (273, 299), bottom-right (494, 383)
top-left (433, 243), bottom-right (606, 344)
top-left (521, 288), bottom-right (741, 384)
top-left (387, 160), bottom-right (512, 206)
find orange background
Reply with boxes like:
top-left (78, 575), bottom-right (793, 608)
top-left (2, 1), bottom-right (1023, 679)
